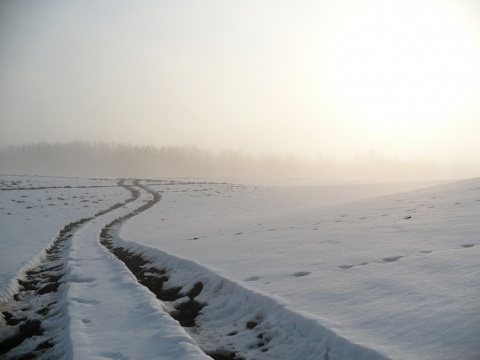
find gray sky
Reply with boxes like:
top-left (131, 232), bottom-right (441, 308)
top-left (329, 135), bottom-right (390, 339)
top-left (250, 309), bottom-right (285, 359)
top-left (1, 0), bottom-right (480, 166)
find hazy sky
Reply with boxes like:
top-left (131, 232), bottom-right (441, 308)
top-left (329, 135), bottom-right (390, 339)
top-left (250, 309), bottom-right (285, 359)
top-left (1, 0), bottom-right (480, 164)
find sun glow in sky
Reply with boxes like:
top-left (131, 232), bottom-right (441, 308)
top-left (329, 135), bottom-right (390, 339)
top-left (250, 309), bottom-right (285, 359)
top-left (324, 0), bottom-right (479, 134)
top-left (1, 0), bottom-right (480, 167)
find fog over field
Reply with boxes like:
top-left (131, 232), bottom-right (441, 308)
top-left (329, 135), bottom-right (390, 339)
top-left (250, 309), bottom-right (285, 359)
top-left (1, 1), bottom-right (480, 180)
top-left (1, 142), bottom-right (478, 181)
top-left (1, 175), bottom-right (479, 359)
top-left (1, 3), bottom-right (480, 357)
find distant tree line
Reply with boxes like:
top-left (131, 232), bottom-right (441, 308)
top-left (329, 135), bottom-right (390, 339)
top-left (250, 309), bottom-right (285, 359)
top-left (0, 142), bottom-right (474, 181)
top-left (0, 142), bottom-right (334, 179)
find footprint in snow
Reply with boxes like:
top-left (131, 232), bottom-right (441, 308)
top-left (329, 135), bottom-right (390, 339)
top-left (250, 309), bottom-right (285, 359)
top-left (460, 244), bottom-right (475, 248)
top-left (245, 276), bottom-right (261, 282)
top-left (380, 256), bottom-right (403, 263)
top-left (81, 318), bottom-right (92, 324)
top-left (290, 271), bottom-right (311, 277)
top-left (338, 262), bottom-right (369, 270)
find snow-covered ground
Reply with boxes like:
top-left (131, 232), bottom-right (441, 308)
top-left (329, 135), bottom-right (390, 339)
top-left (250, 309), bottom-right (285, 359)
top-left (121, 178), bottom-right (480, 360)
top-left (1, 175), bottom-right (478, 359)
top-left (66, 183), bottom-right (210, 360)
top-left (0, 176), bottom-right (128, 303)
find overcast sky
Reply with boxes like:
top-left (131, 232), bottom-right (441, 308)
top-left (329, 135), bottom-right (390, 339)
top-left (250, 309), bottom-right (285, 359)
top-left (1, 0), bottom-right (480, 165)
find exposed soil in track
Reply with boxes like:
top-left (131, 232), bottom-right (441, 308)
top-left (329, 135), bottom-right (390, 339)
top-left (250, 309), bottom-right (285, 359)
top-left (2, 179), bottom-right (339, 359)
top-left (0, 185), bottom-right (117, 191)
top-left (0, 180), bottom-right (138, 359)
top-left (1, 178), bottom-right (239, 359)
top-left (0, 218), bottom-right (87, 358)
top-left (100, 181), bottom-right (246, 359)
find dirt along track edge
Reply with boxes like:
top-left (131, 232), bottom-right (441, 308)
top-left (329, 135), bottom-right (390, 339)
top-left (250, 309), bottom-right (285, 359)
top-left (0, 179), bottom-right (137, 359)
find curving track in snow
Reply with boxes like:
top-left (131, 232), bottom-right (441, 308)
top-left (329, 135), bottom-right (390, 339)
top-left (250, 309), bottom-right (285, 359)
top-left (100, 181), bottom-right (388, 360)
top-left (0, 179), bottom-right (139, 359)
top-left (1, 178), bottom-right (388, 359)
top-left (66, 179), bottom-right (209, 359)
top-left (1, 179), bottom-right (208, 359)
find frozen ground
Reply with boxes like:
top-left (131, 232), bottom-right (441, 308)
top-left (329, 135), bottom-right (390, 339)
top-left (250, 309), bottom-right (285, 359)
top-left (1, 175), bottom-right (478, 359)
top-left (0, 176), bottom-right (128, 303)
top-left (121, 178), bottom-right (480, 360)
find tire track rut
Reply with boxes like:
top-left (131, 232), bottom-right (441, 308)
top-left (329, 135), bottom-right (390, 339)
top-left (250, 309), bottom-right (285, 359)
top-left (98, 181), bottom-right (389, 360)
top-left (2, 178), bottom-right (385, 360)
top-left (100, 181), bottom-right (244, 359)
top-left (0, 180), bottom-right (137, 359)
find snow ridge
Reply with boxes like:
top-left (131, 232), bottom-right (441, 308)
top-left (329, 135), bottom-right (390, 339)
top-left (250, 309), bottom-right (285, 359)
top-left (115, 237), bottom-right (390, 360)
top-left (65, 180), bottom-right (210, 359)
top-left (102, 181), bottom-right (390, 359)
top-left (2, 177), bottom-right (408, 359)
top-left (0, 231), bottom-right (59, 306)
top-left (0, 179), bottom-right (138, 358)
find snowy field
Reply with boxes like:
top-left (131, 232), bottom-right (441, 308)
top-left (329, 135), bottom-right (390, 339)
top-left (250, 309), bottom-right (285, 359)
top-left (0, 176), bottom-right (129, 303)
top-left (1, 175), bottom-right (479, 359)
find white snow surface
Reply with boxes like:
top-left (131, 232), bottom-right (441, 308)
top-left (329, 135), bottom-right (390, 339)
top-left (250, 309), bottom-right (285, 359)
top-left (66, 185), bottom-right (210, 359)
top-left (1, 178), bottom-right (211, 359)
top-left (0, 176), bottom-right (128, 303)
top-left (120, 178), bottom-right (480, 360)
top-left (2, 176), bottom-right (479, 359)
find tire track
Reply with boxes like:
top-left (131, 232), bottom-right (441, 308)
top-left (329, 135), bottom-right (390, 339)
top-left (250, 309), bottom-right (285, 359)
top-left (0, 185), bottom-right (118, 191)
top-left (0, 180), bottom-right (137, 359)
top-left (100, 181), bottom-right (389, 360)
top-left (1, 178), bottom-right (387, 359)
top-left (99, 181), bottom-right (244, 360)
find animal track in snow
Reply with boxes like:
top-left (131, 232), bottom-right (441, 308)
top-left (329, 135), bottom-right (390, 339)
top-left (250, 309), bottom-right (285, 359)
top-left (289, 271), bottom-right (311, 277)
top-left (338, 262), bottom-right (369, 270)
top-left (380, 256), bottom-right (403, 263)
top-left (339, 257), bottom-right (404, 270)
